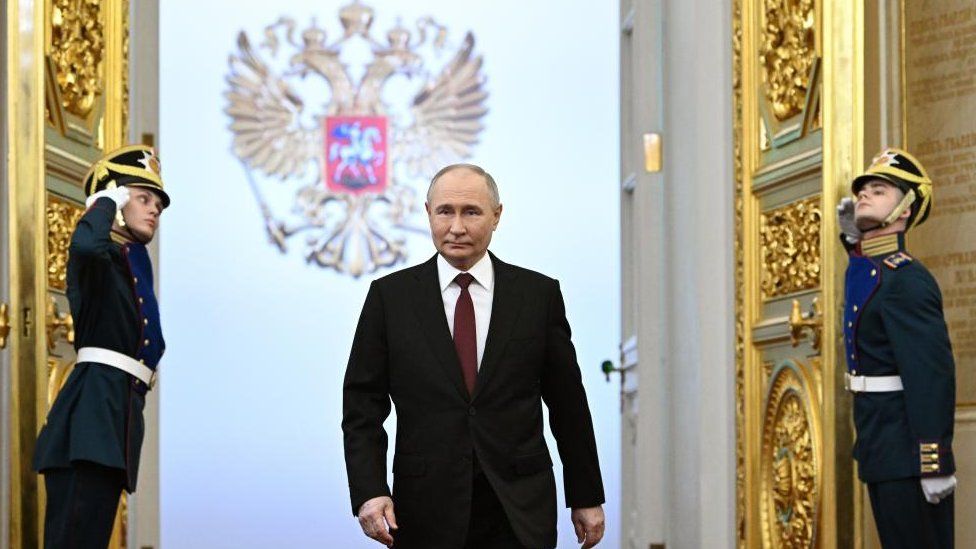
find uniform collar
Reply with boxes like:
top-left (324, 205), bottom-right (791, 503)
top-left (437, 252), bottom-right (494, 292)
top-left (110, 228), bottom-right (134, 246)
top-left (857, 232), bottom-right (905, 258)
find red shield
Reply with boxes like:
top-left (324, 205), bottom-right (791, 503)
top-left (324, 116), bottom-right (389, 194)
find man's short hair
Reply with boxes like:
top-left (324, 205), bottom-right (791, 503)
top-left (427, 163), bottom-right (500, 208)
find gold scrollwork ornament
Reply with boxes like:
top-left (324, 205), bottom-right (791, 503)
top-left (761, 363), bottom-right (821, 548)
top-left (50, 0), bottom-right (106, 119)
top-left (47, 196), bottom-right (85, 291)
top-left (760, 197), bottom-right (821, 299)
top-left (732, 0), bottom-right (746, 543)
top-left (759, 0), bottom-right (817, 121)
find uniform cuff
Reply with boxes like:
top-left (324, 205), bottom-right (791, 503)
top-left (85, 196), bottom-right (117, 216)
top-left (918, 439), bottom-right (954, 478)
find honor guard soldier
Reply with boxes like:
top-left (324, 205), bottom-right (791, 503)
top-left (33, 145), bottom-right (169, 548)
top-left (837, 148), bottom-right (956, 547)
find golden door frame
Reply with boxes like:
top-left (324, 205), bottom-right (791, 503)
top-left (6, 0), bottom-right (130, 546)
top-left (734, 0), bottom-right (866, 546)
top-left (739, 0), bottom-right (976, 545)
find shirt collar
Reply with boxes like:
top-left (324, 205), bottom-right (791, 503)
top-left (437, 252), bottom-right (494, 292)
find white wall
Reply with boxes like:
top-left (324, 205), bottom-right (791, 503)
top-left (159, 1), bottom-right (619, 547)
top-left (129, 1), bottom-right (161, 547)
top-left (619, 1), bottom-right (736, 545)
top-left (660, 0), bottom-right (736, 546)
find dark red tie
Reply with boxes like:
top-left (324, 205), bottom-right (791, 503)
top-left (453, 273), bottom-right (477, 395)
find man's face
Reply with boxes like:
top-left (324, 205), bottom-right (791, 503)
top-left (425, 169), bottom-right (502, 270)
top-left (854, 179), bottom-right (906, 230)
top-left (120, 187), bottom-right (163, 242)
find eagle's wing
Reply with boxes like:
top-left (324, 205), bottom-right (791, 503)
top-left (224, 32), bottom-right (318, 179)
top-left (392, 33), bottom-right (488, 178)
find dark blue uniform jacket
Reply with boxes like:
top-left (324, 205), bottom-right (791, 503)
top-left (34, 197), bottom-right (164, 492)
top-left (844, 233), bottom-right (955, 483)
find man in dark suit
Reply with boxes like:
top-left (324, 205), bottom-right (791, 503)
top-left (34, 145), bottom-right (168, 548)
top-left (837, 148), bottom-right (956, 547)
top-left (343, 164), bottom-right (605, 548)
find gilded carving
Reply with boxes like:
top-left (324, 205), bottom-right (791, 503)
top-left (761, 364), bottom-right (820, 548)
top-left (46, 358), bottom-right (76, 409)
top-left (759, 0), bottom-right (817, 121)
top-left (46, 296), bottom-right (75, 352)
top-left (47, 196), bottom-right (85, 291)
top-left (760, 197), bottom-right (821, 299)
top-left (732, 0), bottom-right (746, 545)
top-left (121, 0), bottom-right (129, 133)
top-left (50, 0), bottom-right (105, 118)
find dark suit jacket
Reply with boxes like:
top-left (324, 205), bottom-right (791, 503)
top-left (342, 252), bottom-right (604, 549)
top-left (844, 234), bottom-right (955, 483)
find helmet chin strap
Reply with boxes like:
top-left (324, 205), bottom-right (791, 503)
top-left (860, 189), bottom-right (915, 233)
top-left (108, 183), bottom-right (150, 245)
top-left (118, 209), bottom-right (151, 245)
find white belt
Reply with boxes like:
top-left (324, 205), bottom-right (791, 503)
top-left (77, 347), bottom-right (156, 389)
top-left (845, 372), bottom-right (903, 393)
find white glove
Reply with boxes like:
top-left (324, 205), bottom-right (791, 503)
top-left (85, 185), bottom-right (130, 210)
top-left (920, 475), bottom-right (957, 504)
top-left (837, 197), bottom-right (861, 244)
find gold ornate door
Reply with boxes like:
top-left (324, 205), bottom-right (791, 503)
top-left (4, 0), bottom-right (132, 546)
top-left (734, 0), bottom-right (866, 547)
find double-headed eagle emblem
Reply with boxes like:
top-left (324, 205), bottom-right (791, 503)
top-left (224, 1), bottom-right (488, 277)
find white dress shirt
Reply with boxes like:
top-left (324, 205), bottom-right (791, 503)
top-left (438, 252), bottom-right (494, 368)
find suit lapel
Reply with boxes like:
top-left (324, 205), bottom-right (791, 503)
top-left (411, 255), bottom-right (470, 401)
top-left (473, 252), bottom-right (523, 401)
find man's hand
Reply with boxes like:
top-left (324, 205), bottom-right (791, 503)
top-left (357, 496), bottom-right (397, 546)
top-left (86, 186), bottom-right (130, 210)
top-left (837, 196), bottom-right (861, 244)
top-left (920, 475), bottom-right (957, 504)
top-left (571, 505), bottom-right (605, 548)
